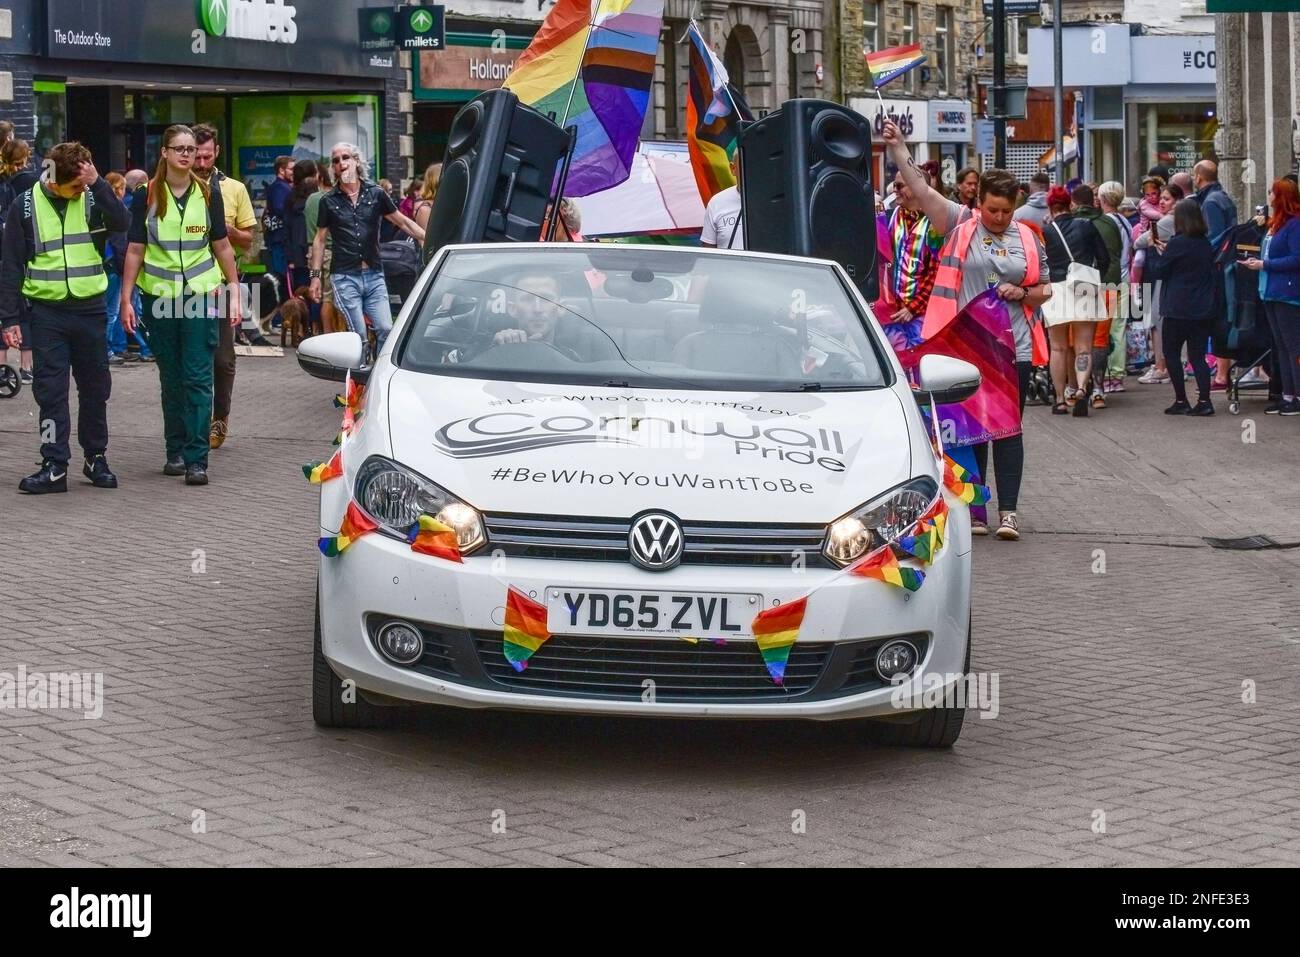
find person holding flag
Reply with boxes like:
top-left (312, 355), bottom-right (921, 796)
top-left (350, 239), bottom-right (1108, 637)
top-left (881, 118), bottom-right (1052, 541)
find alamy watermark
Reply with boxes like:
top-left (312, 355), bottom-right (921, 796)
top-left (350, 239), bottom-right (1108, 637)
top-left (0, 665), bottom-right (104, 719)
top-left (891, 670), bottom-right (999, 719)
top-left (148, 281), bottom-right (261, 321)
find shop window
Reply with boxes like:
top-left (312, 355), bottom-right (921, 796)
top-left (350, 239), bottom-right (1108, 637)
top-left (1092, 87), bottom-right (1123, 122)
top-left (33, 86), bottom-right (67, 157)
top-left (1136, 102), bottom-right (1217, 174)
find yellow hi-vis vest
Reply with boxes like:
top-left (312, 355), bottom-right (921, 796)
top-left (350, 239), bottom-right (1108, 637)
top-left (141, 181), bottom-right (223, 298)
top-left (20, 185), bottom-right (109, 301)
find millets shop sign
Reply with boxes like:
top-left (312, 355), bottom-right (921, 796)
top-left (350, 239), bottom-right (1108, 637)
top-left (44, 0), bottom-right (393, 75)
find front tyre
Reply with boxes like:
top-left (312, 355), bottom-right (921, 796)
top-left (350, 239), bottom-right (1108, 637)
top-left (865, 614), bottom-right (971, 748)
top-left (312, 586), bottom-right (391, 729)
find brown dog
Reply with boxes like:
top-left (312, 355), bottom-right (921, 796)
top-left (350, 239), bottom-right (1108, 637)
top-left (280, 291), bottom-right (314, 347)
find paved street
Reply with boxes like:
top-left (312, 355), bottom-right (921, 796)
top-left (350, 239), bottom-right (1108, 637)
top-left (1, 352), bottom-right (1298, 867)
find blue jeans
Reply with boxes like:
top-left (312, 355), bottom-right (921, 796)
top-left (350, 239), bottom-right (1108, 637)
top-left (332, 268), bottom-right (394, 355)
top-left (105, 272), bottom-right (151, 357)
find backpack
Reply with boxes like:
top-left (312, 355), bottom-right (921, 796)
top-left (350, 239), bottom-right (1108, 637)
top-left (379, 238), bottom-right (421, 309)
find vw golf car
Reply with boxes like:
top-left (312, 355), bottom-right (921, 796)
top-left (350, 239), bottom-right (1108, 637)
top-left (299, 244), bottom-right (981, 746)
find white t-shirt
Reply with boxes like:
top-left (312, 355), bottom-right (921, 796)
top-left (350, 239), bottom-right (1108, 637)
top-left (701, 186), bottom-right (744, 250)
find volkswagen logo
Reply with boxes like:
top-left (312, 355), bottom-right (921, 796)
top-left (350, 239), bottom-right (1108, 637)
top-left (628, 512), bottom-right (684, 571)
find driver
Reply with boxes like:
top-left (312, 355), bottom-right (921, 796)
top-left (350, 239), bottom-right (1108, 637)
top-left (493, 272), bottom-right (566, 347)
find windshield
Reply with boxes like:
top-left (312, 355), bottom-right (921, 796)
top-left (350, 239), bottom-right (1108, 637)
top-left (396, 247), bottom-right (890, 392)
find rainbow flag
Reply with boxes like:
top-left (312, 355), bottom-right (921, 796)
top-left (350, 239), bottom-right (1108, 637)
top-left (751, 597), bottom-right (807, 685)
top-left (919, 496), bottom-right (949, 549)
top-left (503, 0), bottom-right (665, 198)
top-left (943, 454), bottom-right (992, 506)
top-left (318, 502), bottom-right (378, 557)
top-left (407, 514), bottom-right (463, 564)
top-left (896, 520), bottom-right (942, 564)
top-left (685, 21), bottom-right (752, 204)
top-left (503, 587), bottom-right (551, 672)
top-left (339, 372), bottom-right (364, 439)
top-left (302, 450), bottom-right (343, 484)
top-left (849, 545), bottom-right (926, 592)
top-left (864, 43), bottom-right (927, 89)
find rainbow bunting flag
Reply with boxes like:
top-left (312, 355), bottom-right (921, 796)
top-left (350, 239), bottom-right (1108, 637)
top-left (685, 21), bottom-right (753, 204)
top-left (849, 545), bottom-right (926, 592)
top-left (407, 514), bottom-right (463, 564)
top-left (896, 520), bottom-right (942, 564)
top-left (503, 0), bottom-right (666, 198)
top-left (503, 586), bottom-right (552, 672)
top-left (338, 372), bottom-right (364, 439)
top-left (864, 43), bottom-right (927, 90)
top-left (751, 597), bottom-right (807, 685)
top-left (919, 496), bottom-right (949, 549)
top-left (318, 502), bottom-right (378, 557)
top-left (302, 450), bottom-right (343, 484)
top-left (943, 455), bottom-right (991, 506)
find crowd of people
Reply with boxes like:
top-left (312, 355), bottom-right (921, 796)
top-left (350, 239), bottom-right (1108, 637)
top-left (873, 118), bottom-right (1300, 540)
top-left (0, 119), bottom-right (429, 492)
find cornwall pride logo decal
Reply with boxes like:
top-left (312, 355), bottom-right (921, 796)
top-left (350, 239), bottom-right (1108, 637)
top-left (433, 414), bottom-right (636, 459)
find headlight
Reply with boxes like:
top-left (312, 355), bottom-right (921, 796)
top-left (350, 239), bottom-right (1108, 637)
top-left (823, 477), bottom-right (939, 567)
top-left (354, 456), bottom-right (485, 553)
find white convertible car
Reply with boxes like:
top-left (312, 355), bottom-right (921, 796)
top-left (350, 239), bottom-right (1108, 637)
top-left (299, 243), bottom-right (980, 746)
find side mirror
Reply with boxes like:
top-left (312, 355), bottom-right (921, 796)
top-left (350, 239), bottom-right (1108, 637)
top-left (296, 332), bottom-right (368, 384)
top-left (914, 354), bottom-right (981, 406)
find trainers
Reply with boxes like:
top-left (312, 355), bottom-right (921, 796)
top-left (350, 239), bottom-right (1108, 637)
top-left (1139, 368), bottom-right (1170, 385)
top-left (1264, 400), bottom-right (1285, 414)
top-left (124, 351), bottom-right (141, 363)
top-left (1185, 400), bottom-right (1215, 416)
top-left (1164, 400), bottom-right (1192, 415)
top-left (108, 352), bottom-right (126, 366)
top-left (19, 368), bottom-right (33, 383)
top-left (82, 454), bottom-right (118, 489)
top-left (163, 454), bottom-right (186, 476)
top-left (185, 463), bottom-right (209, 486)
top-left (1280, 399), bottom-right (1300, 416)
top-left (1239, 368), bottom-right (1269, 387)
top-left (19, 459), bottom-right (67, 494)
top-left (209, 417), bottom-right (228, 450)
top-left (971, 519), bottom-right (989, 536)
top-left (995, 513), bottom-right (1020, 541)
top-left (139, 354), bottom-right (156, 363)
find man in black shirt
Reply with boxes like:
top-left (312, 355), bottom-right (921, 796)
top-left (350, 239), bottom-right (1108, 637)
top-left (0, 142), bottom-right (128, 493)
top-left (308, 142), bottom-right (424, 358)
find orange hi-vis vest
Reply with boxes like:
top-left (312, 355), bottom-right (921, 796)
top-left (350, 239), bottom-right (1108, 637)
top-left (921, 214), bottom-right (1043, 340)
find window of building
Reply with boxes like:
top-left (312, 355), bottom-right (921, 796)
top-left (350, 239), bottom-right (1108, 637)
top-left (1136, 101), bottom-right (1218, 174)
top-left (935, 6), bottom-right (953, 93)
top-left (1093, 86), bottom-right (1123, 122)
top-left (902, 3), bottom-right (918, 94)
top-left (862, 1), bottom-right (883, 55)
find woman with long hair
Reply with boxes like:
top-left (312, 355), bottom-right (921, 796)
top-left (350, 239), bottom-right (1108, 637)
top-left (413, 162), bottom-right (441, 232)
top-left (1144, 198), bottom-right (1217, 415)
top-left (119, 124), bottom-right (241, 486)
top-left (287, 159), bottom-right (318, 290)
top-left (1134, 181), bottom-right (1185, 385)
top-left (1243, 178), bottom-right (1300, 415)
top-left (882, 121), bottom-right (1052, 541)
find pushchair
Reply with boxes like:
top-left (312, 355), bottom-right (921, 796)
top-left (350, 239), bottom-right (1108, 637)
top-left (1213, 221), bottom-right (1273, 415)
top-left (0, 363), bottom-right (20, 398)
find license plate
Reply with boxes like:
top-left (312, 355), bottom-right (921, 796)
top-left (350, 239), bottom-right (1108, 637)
top-left (545, 589), bottom-right (761, 639)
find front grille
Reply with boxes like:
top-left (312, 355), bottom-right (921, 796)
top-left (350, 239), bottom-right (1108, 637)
top-left (474, 632), bottom-right (831, 702)
top-left (483, 513), bottom-right (833, 569)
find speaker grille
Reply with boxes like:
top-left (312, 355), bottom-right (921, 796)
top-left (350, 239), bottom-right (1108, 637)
top-left (810, 172), bottom-right (873, 282)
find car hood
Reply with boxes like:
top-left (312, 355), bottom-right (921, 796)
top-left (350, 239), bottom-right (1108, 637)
top-left (386, 373), bottom-right (915, 524)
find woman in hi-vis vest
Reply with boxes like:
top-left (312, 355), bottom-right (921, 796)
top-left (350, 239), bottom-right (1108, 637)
top-left (880, 119), bottom-right (1053, 543)
top-left (120, 125), bottom-right (241, 487)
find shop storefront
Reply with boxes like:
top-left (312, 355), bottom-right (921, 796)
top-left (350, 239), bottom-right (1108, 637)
top-left (848, 96), bottom-right (929, 190)
top-left (3, 0), bottom-right (401, 200)
top-left (411, 17), bottom-right (539, 173)
top-left (1028, 26), bottom-right (1217, 189)
top-left (929, 97), bottom-right (975, 176)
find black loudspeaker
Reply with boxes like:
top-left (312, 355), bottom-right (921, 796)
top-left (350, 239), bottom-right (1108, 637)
top-left (423, 89), bottom-right (572, 262)
top-left (739, 99), bottom-right (877, 301)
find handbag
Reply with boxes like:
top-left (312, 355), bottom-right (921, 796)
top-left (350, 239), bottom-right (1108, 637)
top-left (1041, 220), bottom-right (1103, 322)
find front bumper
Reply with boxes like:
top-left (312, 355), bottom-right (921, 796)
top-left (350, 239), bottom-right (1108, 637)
top-left (317, 507), bottom-right (972, 721)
